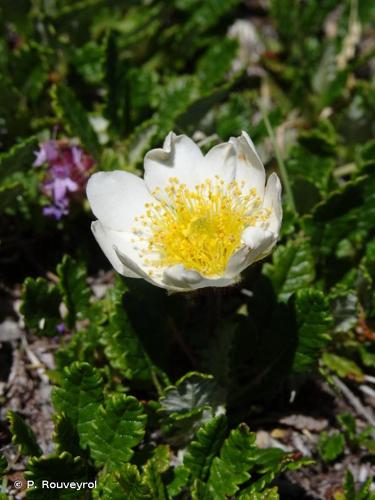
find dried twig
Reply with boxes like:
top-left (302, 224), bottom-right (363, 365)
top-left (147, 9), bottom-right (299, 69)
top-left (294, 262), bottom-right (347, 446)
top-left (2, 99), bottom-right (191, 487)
top-left (332, 375), bottom-right (375, 428)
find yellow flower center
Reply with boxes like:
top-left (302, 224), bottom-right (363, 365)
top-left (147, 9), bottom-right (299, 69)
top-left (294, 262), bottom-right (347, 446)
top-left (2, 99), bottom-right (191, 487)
top-left (133, 177), bottom-right (270, 277)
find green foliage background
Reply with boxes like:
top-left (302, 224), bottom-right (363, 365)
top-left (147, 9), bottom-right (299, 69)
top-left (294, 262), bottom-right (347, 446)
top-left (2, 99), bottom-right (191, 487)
top-left (0, 0), bottom-right (375, 498)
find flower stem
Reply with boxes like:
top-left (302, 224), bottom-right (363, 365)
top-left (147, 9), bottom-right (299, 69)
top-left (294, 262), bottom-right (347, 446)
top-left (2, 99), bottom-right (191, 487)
top-left (261, 107), bottom-right (296, 213)
top-left (207, 288), bottom-right (222, 338)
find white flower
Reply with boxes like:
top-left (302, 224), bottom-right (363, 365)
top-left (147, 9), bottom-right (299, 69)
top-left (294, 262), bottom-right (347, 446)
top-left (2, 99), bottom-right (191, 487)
top-left (86, 131), bottom-right (282, 292)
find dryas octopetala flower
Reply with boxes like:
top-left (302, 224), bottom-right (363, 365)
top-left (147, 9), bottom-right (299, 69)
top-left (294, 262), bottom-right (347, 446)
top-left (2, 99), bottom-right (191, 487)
top-left (87, 132), bottom-right (282, 292)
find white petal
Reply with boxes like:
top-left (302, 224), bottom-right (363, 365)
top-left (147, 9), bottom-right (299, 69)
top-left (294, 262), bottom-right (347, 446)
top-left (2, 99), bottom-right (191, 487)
top-left (163, 264), bottom-right (236, 291)
top-left (87, 171), bottom-right (153, 231)
top-left (230, 131), bottom-right (266, 197)
top-left (144, 132), bottom-right (204, 195)
top-left (200, 142), bottom-right (236, 183)
top-left (91, 221), bottom-right (141, 278)
top-left (225, 227), bottom-right (276, 277)
top-left (114, 247), bottom-right (186, 292)
top-left (263, 172), bottom-right (282, 234)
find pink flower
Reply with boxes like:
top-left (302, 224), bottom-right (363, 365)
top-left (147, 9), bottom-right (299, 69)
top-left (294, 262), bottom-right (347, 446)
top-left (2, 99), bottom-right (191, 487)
top-left (34, 140), bottom-right (95, 219)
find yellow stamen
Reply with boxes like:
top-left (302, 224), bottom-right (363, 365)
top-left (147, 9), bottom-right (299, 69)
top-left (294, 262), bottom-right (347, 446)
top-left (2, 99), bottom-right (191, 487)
top-left (134, 177), bottom-right (270, 277)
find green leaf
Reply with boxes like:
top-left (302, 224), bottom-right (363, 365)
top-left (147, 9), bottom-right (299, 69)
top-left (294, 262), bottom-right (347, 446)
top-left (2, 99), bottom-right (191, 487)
top-left (25, 452), bottom-right (89, 499)
top-left (288, 147), bottom-right (335, 194)
top-left (20, 277), bottom-right (62, 337)
top-left (242, 448), bottom-right (312, 494)
top-left (0, 454), bottom-right (8, 477)
top-left (292, 289), bottom-right (332, 373)
top-left (343, 470), bottom-right (356, 499)
top-left (238, 487), bottom-right (280, 500)
top-left (72, 41), bottom-right (103, 85)
top-left (196, 38), bottom-right (238, 91)
top-left (99, 464), bottom-right (151, 500)
top-left (337, 412), bottom-right (357, 443)
top-left (359, 345), bottom-right (375, 369)
top-left (343, 470), bottom-right (374, 500)
top-left (160, 372), bottom-right (223, 419)
top-left (8, 411), bottom-right (42, 457)
top-left (318, 431), bottom-right (345, 463)
top-left (263, 238), bottom-right (315, 301)
top-left (322, 353), bottom-right (364, 382)
top-left (51, 84), bottom-right (100, 159)
top-left (166, 466), bottom-right (190, 498)
top-left (306, 172), bottom-right (375, 263)
top-left (206, 423), bottom-right (256, 499)
top-left (184, 415), bottom-right (227, 483)
top-left (56, 256), bottom-right (90, 329)
top-left (52, 362), bottom-right (104, 448)
top-left (101, 290), bottom-right (153, 381)
top-left (153, 75), bottom-right (199, 135)
top-left (53, 414), bottom-right (83, 457)
top-left (330, 288), bottom-right (358, 334)
top-left (125, 119), bottom-right (158, 167)
top-left (160, 372), bottom-right (224, 446)
top-left (298, 120), bottom-right (338, 156)
top-left (142, 446), bottom-right (170, 500)
top-left (0, 136), bottom-right (39, 183)
top-left (0, 180), bottom-right (23, 212)
top-left (86, 394), bottom-right (146, 471)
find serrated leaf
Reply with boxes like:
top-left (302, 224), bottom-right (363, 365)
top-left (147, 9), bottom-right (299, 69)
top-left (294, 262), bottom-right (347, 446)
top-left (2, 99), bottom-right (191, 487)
top-left (53, 414), bottom-right (83, 457)
top-left (142, 446), bottom-right (170, 500)
top-left (0, 136), bottom-right (39, 183)
top-left (196, 38), bottom-right (238, 91)
top-left (20, 277), bottom-right (62, 337)
top-left (243, 448), bottom-right (312, 494)
top-left (306, 172), bottom-right (375, 262)
top-left (318, 432), bottom-right (345, 463)
top-left (160, 372), bottom-right (223, 418)
top-left (330, 289), bottom-right (359, 334)
top-left (322, 353), bottom-right (364, 382)
top-left (8, 411), bottom-right (42, 457)
top-left (298, 120), bottom-right (337, 156)
top-left (72, 41), bottom-right (103, 85)
top-left (99, 464), bottom-right (151, 500)
top-left (239, 487), bottom-right (280, 500)
top-left (263, 238), bottom-right (315, 301)
top-left (52, 362), bottom-right (104, 448)
top-left (25, 452), bottom-right (89, 499)
top-left (292, 289), bottom-right (332, 373)
top-left (184, 415), bottom-right (227, 483)
top-left (87, 394), bottom-right (146, 470)
top-left (51, 84), bottom-right (100, 159)
top-left (206, 423), bottom-right (256, 499)
top-left (160, 372), bottom-right (224, 446)
top-left (125, 119), bottom-right (158, 167)
top-left (101, 295), bottom-right (153, 381)
top-left (166, 466), bottom-right (190, 498)
top-left (57, 255), bottom-right (90, 329)
top-left (288, 148), bottom-right (335, 194)
top-left (154, 75), bottom-right (199, 134)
